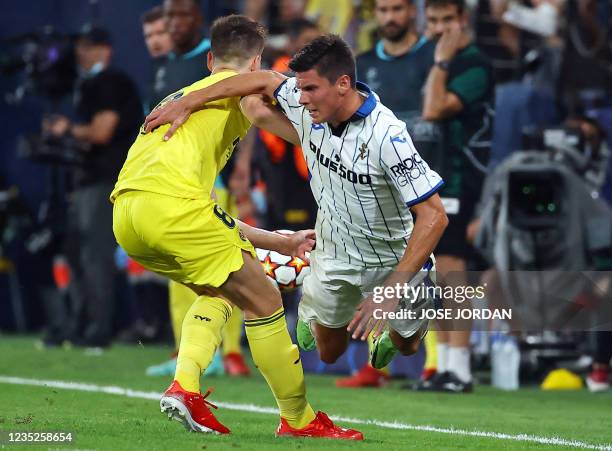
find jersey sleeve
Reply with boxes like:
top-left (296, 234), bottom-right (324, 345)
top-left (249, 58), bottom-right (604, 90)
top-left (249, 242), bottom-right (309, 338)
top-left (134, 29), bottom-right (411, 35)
top-left (380, 125), bottom-right (444, 207)
top-left (272, 76), bottom-right (305, 130)
top-left (447, 66), bottom-right (489, 108)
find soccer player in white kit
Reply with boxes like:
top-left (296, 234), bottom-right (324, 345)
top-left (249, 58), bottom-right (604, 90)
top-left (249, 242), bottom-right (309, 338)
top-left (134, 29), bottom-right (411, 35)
top-left (144, 34), bottom-right (448, 369)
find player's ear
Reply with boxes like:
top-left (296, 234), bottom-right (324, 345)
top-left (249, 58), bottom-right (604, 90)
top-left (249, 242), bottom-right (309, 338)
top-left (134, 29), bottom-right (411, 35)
top-left (336, 74), bottom-right (351, 96)
top-left (250, 54), bottom-right (262, 72)
top-left (207, 51), bottom-right (214, 71)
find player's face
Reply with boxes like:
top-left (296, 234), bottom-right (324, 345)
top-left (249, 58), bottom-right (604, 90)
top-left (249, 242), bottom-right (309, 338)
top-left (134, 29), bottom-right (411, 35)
top-left (296, 69), bottom-right (343, 124)
top-left (375, 0), bottom-right (415, 42)
top-left (164, 0), bottom-right (202, 50)
top-left (425, 4), bottom-right (465, 39)
top-left (143, 19), bottom-right (172, 58)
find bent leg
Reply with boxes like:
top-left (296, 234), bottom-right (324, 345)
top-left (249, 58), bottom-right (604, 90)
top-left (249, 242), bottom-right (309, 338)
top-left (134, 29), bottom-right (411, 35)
top-left (312, 323), bottom-right (350, 364)
top-left (189, 251), bottom-right (315, 429)
top-left (389, 325), bottom-right (427, 356)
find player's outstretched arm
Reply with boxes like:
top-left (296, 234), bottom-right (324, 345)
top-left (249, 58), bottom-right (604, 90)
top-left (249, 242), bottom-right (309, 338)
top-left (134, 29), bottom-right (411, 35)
top-left (144, 71), bottom-right (288, 141)
top-left (240, 95), bottom-right (300, 146)
top-left (348, 193), bottom-right (448, 340)
top-left (237, 220), bottom-right (315, 263)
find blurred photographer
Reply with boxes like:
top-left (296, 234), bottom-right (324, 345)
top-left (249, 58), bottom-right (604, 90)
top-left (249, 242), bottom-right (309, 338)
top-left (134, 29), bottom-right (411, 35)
top-left (43, 25), bottom-right (142, 347)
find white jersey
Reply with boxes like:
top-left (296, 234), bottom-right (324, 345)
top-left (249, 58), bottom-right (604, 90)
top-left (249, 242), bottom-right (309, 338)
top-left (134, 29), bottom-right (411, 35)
top-left (274, 77), bottom-right (444, 267)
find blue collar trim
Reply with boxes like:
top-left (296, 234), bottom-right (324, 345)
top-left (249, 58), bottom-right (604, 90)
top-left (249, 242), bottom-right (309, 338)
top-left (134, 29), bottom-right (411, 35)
top-left (168, 38), bottom-right (211, 61)
top-left (352, 82), bottom-right (377, 120)
top-left (375, 35), bottom-right (428, 61)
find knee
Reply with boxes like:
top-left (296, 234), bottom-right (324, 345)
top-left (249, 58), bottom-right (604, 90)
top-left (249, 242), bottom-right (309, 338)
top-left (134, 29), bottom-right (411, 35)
top-left (318, 345), bottom-right (345, 364)
top-left (395, 337), bottom-right (421, 356)
top-left (401, 341), bottom-right (420, 356)
top-left (319, 351), bottom-right (340, 364)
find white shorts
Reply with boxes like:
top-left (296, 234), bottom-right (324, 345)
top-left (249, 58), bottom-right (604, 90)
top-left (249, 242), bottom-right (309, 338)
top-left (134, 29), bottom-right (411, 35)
top-left (299, 250), bottom-right (437, 338)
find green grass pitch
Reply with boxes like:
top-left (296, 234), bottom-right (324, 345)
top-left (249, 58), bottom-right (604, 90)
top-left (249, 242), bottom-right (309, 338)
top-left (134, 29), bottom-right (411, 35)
top-left (0, 336), bottom-right (610, 450)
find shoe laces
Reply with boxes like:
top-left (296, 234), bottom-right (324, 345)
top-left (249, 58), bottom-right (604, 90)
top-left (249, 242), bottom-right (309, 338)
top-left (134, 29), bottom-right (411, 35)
top-left (197, 388), bottom-right (218, 410)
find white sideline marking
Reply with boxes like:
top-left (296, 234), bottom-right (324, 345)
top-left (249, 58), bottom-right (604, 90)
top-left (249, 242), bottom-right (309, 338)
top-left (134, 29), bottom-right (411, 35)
top-left (1, 375), bottom-right (610, 450)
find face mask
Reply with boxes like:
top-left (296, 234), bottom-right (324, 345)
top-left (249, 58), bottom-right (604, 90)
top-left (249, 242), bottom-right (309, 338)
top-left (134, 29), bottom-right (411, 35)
top-left (80, 61), bottom-right (105, 78)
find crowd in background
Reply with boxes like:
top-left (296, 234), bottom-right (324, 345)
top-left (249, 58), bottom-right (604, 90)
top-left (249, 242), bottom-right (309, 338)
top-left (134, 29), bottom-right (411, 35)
top-left (1, 0), bottom-right (612, 392)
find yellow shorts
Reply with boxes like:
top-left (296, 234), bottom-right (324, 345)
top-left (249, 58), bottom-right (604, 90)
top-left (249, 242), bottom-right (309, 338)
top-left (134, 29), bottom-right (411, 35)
top-left (112, 190), bottom-right (255, 288)
top-left (212, 185), bottom-right (238, 218)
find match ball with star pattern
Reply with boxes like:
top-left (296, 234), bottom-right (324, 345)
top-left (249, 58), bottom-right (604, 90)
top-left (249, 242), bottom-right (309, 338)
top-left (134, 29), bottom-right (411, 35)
top-left (255, 230), bottom-right (310, 291)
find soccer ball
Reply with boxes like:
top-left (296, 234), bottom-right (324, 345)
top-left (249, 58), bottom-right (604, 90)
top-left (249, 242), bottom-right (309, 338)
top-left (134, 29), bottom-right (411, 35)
top-left (256, 230), bottom-right (311, 292)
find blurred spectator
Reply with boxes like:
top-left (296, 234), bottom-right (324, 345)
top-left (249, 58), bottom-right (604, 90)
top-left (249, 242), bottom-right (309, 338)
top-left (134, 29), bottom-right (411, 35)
top-left (305, 0), bottom-right (354, 36)
top-left (142, 6), bottom-right (173, 115)
top-left (142, 6), bottom-right (173, 58)
top-left (148, 0), bottom-right (211, 112)
top-left (243, 0), bottom-right (307, 35)
top-left (488, 0), bottom-right (563, 64)
top-left (244, 0), bottom-right (354, 39)
top-left (285, 17), bottom-right (321, 53)
top-left (357, 0), bottom-right (435, 125)
top-left (559, 0), bottom-right (612, 114)
top-left (44, 26), bottom-right (142, 347)
top-left (337, 0), bottom-right (436, 388)
top-left (418, 0), bottom-right (494, 393)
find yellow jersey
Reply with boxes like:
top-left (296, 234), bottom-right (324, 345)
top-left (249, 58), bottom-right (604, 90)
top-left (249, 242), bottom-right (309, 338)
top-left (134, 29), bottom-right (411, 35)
top-left (110, 70), bottom-right (251, 203)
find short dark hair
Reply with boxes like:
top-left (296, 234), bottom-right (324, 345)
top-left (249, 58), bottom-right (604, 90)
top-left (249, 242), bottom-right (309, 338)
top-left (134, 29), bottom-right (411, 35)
top-left (141, 6), bottom-right (164, 25)
top-left (288, 34), bottom-right (356, 88)
top-left (210, 15), bottom-right (266, 63)
top-left (425, 0), bottom-right (465, 14)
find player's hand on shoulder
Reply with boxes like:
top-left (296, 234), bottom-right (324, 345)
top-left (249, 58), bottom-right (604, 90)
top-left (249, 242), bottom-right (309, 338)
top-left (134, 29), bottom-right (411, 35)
top-left (282, 229), bottom-right (316, 263)
top-left (143, 94), bottom-right (194, 141)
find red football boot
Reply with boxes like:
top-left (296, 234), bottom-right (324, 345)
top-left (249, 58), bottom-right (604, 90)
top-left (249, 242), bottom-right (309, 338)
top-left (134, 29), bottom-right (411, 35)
top-left (276, 411), bottom-right (363, 440)
top-left (586, 366), bottom-right (610, 392)
top-left (160, 380), bottom-right (230, 434)
top-left (335, 364), bottom-right (389, 388)
top-left (223, 352), bottom-right (251, 376)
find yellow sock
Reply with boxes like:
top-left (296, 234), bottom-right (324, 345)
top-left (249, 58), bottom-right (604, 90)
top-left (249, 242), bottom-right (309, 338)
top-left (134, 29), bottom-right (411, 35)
top-left (175, 296), bottom-right (232, 393)
top-left (367, 333), bottom-right (390, 375)
top-left (222, 305), bottom-right (243, 356)
top-left (169, 281), bottom-right (197, 349)
top-left (424, 329), bottom-right (438, 370)
top-left (245, 308), bottom-right (315, 429)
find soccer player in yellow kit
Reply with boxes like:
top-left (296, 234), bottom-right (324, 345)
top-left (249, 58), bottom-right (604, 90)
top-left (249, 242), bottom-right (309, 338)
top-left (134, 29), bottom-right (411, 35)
top-left (111, 15), bottom-right (361, 440)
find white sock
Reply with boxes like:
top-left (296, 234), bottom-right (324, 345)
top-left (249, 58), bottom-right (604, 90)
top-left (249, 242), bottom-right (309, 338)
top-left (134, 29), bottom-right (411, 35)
top-left (437, 343), bottom-right (449, 373)
top-left (448, 346), bottom-right (472, 383)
